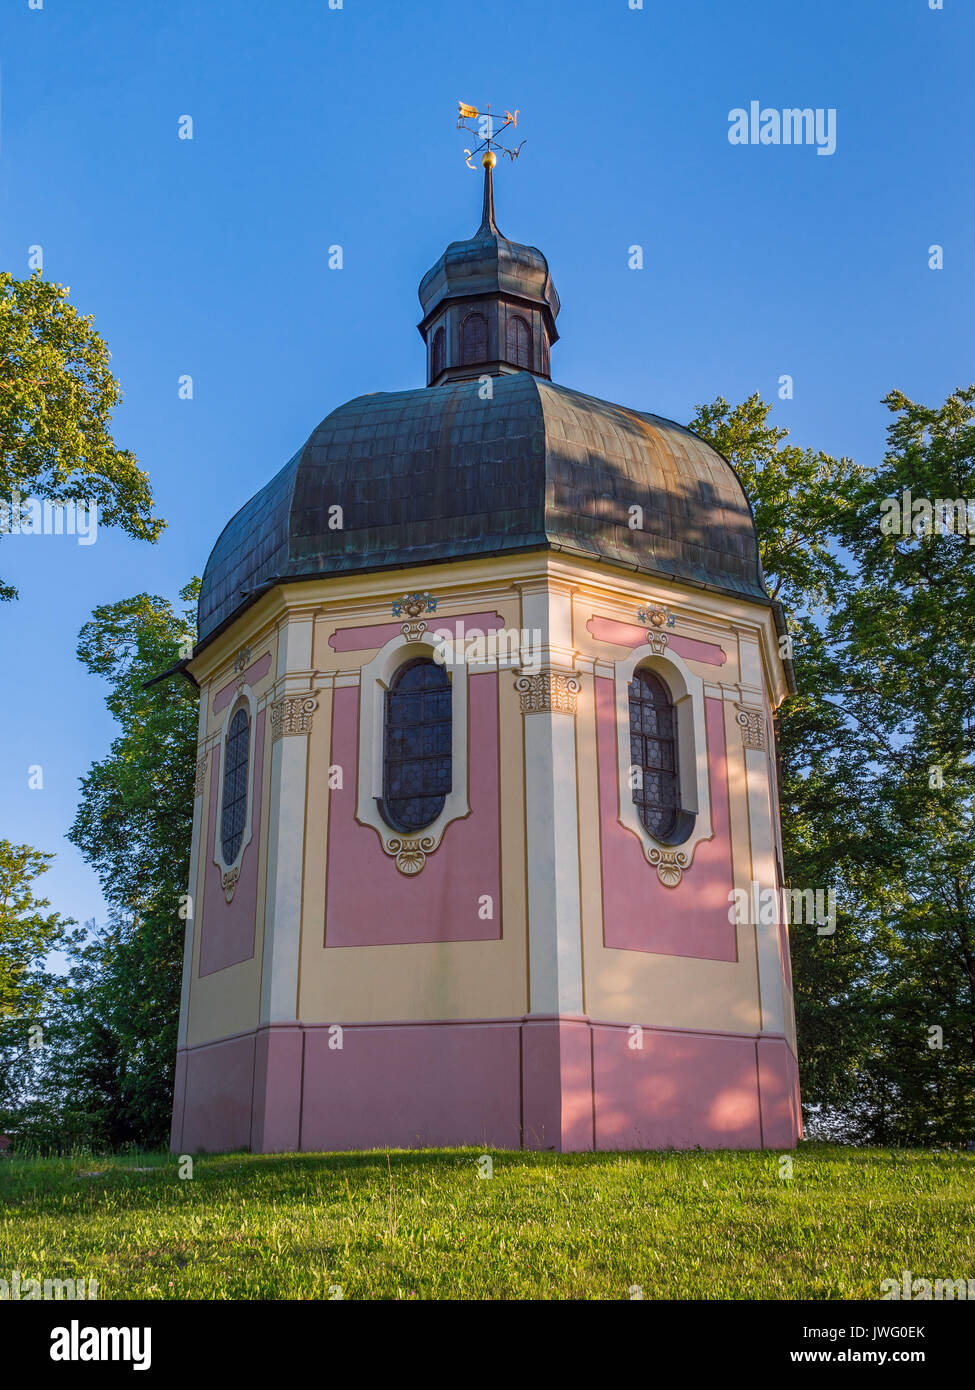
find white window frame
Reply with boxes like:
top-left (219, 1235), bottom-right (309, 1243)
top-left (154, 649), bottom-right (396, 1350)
top-left (356, 631), bottom-right (470, 869)
top-left (613, 641), bottom-right (713, 869)
top-left (213, 685), bottom-right (258, 899)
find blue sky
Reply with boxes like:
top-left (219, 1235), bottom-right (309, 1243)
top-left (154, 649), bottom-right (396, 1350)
top-left (0, 0), bottom-right (971, 933)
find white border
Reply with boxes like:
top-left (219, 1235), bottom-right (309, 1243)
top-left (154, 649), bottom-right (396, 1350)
top-left (212, 684), bottom-right (258, 885)
top-left (613, 640), bottom-right (713, 865)
top-left (356, 630), bottom-right (470, 855)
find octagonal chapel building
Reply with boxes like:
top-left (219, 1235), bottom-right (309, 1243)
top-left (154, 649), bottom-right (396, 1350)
top-left (171, 168), bottom-right (801, 1154)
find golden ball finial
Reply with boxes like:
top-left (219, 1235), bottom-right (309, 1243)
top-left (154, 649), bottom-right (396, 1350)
top-left (482, 150), bottom-right (497, 169)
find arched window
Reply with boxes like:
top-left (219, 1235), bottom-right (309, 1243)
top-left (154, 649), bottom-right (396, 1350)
top-left (221, 706), bottom-right (250, 863)
top-left (431, 325), bottom-right (445, 379)
top-left (380, 659), bottom-right (452, 832)
top-left (628, 669), bottom-right (680, 840)
top-left (459, 312), bottom-right (488, 365)
top-left (506, 315), bottom-right (532, 368)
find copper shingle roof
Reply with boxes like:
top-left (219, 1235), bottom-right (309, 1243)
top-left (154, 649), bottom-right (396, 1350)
top-left (197, 372), bottom-right (768, 644)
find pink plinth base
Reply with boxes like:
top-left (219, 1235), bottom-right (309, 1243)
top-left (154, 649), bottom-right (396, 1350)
top-left (172, 1019), bottom-right (801, 1155)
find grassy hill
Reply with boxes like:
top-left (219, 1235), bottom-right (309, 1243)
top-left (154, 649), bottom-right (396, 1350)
top-left (1, 1143), bottom-right (972, 1300)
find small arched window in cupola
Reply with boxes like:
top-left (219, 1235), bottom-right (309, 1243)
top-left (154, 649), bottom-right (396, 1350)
top-left (460, 312), bottom-right (488, 366)
top-left (380, 659), bottom-right (452, 832)
top-left (506, 314), bottom-right (532, 369)
top-left (431, 325), bottom-right (445, 379)
top-left (221, 706), bottom-right (250, 863)
top-left (628, 668), bottom-right (684, 842)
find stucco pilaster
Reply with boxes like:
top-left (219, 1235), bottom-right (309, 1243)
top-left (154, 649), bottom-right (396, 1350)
top-left (516, 580), bottom-right (584, 1017)
top-left (260, 609), bottom-right (318, 1025)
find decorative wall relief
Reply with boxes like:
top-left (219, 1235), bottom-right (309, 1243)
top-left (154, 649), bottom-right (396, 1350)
top-left (736, 705), bottom-right (767, 750)
top-left (637, 601), bottom-right (677, 656)
top-left (270, 694), bottom-right (319, 741)
top-left (391, 592), bottom-right (439, 642)
top-left (384, 835), bottom-right (437, 876)
top-left (646, 846), bottom-right (689, 889)
top-left (515, 671), bottom-right (580, 716)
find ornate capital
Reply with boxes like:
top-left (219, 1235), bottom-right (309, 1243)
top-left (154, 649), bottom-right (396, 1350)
top-left (736, 705), bottom-right (766, 750)
top-left (194, 752), bottom-right (208, 798)
top-left (400, 620), bottom-right (428, 641)
top-left (270, 694), bottom-right (318, 741)
top-left (646, 846), bottom-right (688, 888)
top-left (385, 835), bottom-right (436, 875)
top-left (515, 671), bottom-right (580, 716)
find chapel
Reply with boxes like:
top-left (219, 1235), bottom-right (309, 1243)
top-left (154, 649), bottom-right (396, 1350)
top-left (170, 158), bottom-right (801, 1153)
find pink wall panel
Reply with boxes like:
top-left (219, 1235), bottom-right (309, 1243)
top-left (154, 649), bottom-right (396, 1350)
top-left (757, 1036), bottom-right (803, 1147)
top-left (596, 680), bottom-right (736, 960)
top-left (521, 1018), bottom-right (595, 1151)
top-left (170, 1050), bottom-right (188, 1151)
top-left (300, 1022), bottom-right (522, 1150)
top-left (592, 1024), bottom-right (762, 1149)
top-left (178, 1033), bottom-right (256, 1153)
top-left (251, 1026), bottom-right (303, 1153)
top-left (329, 611), bottom-right (506, 653)
top-left (173, 1019), bottom-right (800, 1154)
top-left (324, 673), bottom-right (501, 946)
top-left (586, 616), bottom-right (726, 667)
top-left (200, 710), bottom-right (265, 975)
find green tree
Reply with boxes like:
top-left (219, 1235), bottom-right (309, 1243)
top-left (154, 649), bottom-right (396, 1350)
top-left (825, 387), bottom-right (975, 1142)
top-left (690, 389), bottom-right (975, 1144)
top-left (57, 582), bottom-right (199, 1146)
top-left (689, 392), bottom-right (863, 612)
top-left (0, 270), bottom-right (163, 600)
top-left (0, 840), bottom-right (75, 1123)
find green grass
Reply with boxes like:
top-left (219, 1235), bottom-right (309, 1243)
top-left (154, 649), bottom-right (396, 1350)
top-left (1, 1143), bottom-right (972, 1299)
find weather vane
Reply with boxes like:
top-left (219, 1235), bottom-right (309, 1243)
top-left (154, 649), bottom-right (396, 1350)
top-left (457, 101), bottom-right (525, 169)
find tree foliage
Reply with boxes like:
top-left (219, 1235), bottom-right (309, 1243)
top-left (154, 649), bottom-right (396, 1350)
top-left (691, 389), bottom-right (975, 1144)
top-left (689, 392), bottom-right (863, 612)
top-left (0, 840), bottom-right (76, 1123)
top-left (46, 582), bottom-right (200, 1147)
top-left (0, 271), bottom-right (163, 599)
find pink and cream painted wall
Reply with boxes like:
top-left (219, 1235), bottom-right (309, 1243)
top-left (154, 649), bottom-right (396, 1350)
top-left (171, 554), bottom-right (801, 1155)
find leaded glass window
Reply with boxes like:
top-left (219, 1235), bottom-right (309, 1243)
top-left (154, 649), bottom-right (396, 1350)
top-left (380, 659), bottom-right (451, 832)
top-left (221, 706), bottom-right (250, 863)
top-left (506, 314), bottom-right (532, 368)
top-left (628, 669), bottom-right (679, 840)
top-left (431, 325), bottom-right (445, 378)
top-left (460, 312), bottom-right (487, 365)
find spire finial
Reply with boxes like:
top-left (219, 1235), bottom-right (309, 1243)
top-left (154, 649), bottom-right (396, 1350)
top-left (458, 103), bottom-right (523, 236)
top-left (479, 150), bottom-right (498, 234)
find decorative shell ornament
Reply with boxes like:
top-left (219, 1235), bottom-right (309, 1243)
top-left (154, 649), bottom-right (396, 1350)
top-left (386, 836), bottom-right (437, 875)
top-left (646, 847), bottom-right (689, 888)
